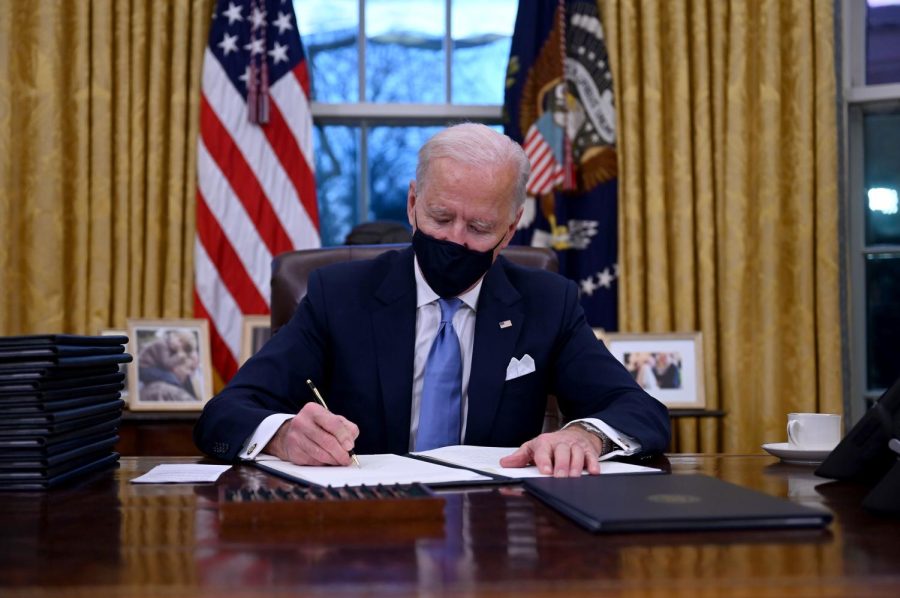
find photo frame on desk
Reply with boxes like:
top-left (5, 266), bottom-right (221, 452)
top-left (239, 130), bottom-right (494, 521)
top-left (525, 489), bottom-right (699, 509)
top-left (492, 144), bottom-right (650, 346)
top-left (605, 332), bottom-right (705, 409)
top-left (99, 328), bottom-right (130, 405)
top-left (126, 319), bottom-right (213, 411)
top-left (240, 315), bottom-right (272, 365)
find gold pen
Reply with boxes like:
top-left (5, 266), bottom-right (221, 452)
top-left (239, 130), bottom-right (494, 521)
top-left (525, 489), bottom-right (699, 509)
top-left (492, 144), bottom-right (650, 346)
top-left (305, 379), bottom-right (361, 468)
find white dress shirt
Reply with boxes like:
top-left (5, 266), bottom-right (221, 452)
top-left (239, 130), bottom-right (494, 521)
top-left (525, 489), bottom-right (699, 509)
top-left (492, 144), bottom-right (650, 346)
top-left (240, 257), bottom-right (641, 461)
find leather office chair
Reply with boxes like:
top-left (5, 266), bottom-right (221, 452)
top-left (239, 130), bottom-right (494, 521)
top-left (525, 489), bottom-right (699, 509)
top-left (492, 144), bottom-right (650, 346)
top-left (270, 243), bottom-right (558, 332)
top-left (269, 242), bottom-right (563, 432)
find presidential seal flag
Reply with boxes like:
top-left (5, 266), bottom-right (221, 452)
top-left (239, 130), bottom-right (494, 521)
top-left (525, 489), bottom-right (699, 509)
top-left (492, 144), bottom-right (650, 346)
top-left (195, 0), bottom-right (319, 383)
top-left (504, 0), bottom-right (619, 330)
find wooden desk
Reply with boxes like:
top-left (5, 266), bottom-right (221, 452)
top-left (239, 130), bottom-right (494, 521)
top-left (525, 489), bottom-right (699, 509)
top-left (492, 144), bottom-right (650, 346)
top-left (2, 455), bottom-right (899, 597)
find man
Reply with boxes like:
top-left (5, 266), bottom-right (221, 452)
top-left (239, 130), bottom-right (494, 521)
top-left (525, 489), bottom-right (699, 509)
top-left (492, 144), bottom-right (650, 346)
top-left (194, 124), bottom-right (670, 477)
top-left (653, 353), bottom-right (681, 389)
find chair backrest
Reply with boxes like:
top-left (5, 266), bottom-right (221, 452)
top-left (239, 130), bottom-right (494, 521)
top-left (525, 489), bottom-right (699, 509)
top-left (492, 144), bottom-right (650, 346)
top-left (344, 221), bottom-right (412, 245)
top-left (270, 243), bottom-right (558, 333)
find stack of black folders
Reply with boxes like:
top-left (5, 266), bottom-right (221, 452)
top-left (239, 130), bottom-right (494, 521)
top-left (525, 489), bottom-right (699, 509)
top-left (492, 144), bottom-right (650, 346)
top-left (0, 334), bottom-right (131, 490)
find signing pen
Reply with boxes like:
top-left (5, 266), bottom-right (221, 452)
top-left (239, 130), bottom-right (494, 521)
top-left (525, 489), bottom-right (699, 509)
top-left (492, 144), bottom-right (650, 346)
top-left (305, 379), bottom-right (361, 468)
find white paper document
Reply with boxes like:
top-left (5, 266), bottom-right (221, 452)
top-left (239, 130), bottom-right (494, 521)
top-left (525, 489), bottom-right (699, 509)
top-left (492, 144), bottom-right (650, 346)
top-left (131, 464), bottom-right (232, 484)
top-left (412, 445), bottom-right (660, 478)
top-left (254, 453), bottom-right (493, 486)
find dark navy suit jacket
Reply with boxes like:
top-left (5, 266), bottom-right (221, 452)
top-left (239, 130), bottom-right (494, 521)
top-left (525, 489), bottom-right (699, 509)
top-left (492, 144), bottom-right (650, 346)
top-left (194, 247), bottom-right (670, 461)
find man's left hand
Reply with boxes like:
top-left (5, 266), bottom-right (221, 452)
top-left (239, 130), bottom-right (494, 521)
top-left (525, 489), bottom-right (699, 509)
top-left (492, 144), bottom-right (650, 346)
top-left (499, 425), bottom-right (601, 477)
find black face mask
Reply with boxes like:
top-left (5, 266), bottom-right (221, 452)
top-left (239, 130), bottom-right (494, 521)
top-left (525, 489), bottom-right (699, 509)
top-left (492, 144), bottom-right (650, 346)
top-left (412, 226), bottom-right (505, 298)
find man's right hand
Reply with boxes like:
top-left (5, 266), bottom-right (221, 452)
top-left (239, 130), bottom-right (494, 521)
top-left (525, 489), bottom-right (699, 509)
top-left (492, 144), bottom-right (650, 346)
top-left (265, 402), bottom-right (359, 466)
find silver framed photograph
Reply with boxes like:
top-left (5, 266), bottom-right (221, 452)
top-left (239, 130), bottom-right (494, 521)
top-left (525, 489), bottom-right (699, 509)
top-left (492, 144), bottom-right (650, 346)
top-left (239, 315), bottom-right (272, 365)
top-left (126, 318), bottom-right (213, 411)
top-left (605, 332), bottom-right (706, 409)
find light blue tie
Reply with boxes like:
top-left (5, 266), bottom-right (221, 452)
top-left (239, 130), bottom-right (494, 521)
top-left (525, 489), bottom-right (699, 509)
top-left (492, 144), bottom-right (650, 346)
top-left (417, 298), bottom-right (463, 451)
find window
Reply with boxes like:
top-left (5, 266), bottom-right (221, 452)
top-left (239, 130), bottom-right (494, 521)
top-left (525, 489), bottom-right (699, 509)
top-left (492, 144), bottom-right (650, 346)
top-left (294, 0), bottom-right (518, 245)
top-left (866, 0), bottom-right (900, 84)
top-left (844, 0), bottom-right (900, 422)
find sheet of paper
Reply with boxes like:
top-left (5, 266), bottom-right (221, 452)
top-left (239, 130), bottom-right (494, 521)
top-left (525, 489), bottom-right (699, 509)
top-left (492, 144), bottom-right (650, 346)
top-left (412, 445), bottom-right (660, 478)
top-left (131, 464), bottom-right (231, 484)
top-left (254, 453), bottom-right (492, 486)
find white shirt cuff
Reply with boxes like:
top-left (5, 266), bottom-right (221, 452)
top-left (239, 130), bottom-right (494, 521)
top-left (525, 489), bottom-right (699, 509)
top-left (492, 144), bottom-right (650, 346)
top-left (564, 417), bottom-right (642, 461)
top-left (239, 413), bottom-right (294, 460)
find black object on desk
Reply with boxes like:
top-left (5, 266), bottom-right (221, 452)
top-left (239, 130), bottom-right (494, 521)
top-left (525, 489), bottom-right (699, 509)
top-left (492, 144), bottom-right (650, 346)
top-left (862, 438), bottom-right (900, 515)
top-left (524, 474), bottom-right (832, 533)
top-left (218, 482), bottom-right (445, 534)
top-left (0, 334), bottom-right (129, 491)
top-left (817, 374), bottom-right (900, 483)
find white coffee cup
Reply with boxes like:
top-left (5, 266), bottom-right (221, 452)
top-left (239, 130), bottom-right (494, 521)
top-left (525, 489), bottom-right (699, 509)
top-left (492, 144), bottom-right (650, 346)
top-left (786, 413), bottom-right (842, 450)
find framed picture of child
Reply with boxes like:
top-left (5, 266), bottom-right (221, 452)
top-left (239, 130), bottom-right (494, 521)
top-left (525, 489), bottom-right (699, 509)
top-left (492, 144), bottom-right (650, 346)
top-left (126, 319), bottom-right (213, 411)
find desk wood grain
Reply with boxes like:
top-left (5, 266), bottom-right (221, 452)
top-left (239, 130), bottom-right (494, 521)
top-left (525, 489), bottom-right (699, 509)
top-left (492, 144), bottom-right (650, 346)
top-left (1, 455), bottom-right (898, 597)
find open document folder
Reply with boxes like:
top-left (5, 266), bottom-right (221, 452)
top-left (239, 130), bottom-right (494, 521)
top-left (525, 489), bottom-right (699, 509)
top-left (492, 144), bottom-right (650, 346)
top-left (254, 445), bottom-right (660, 488)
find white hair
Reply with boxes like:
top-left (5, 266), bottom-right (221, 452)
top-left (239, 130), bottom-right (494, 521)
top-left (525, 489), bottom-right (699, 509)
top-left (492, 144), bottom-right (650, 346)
top-left (415, 123), bottom-right (531, 214)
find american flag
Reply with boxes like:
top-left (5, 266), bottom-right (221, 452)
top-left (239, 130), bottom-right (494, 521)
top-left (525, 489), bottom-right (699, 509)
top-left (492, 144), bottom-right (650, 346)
top-left (523, 123), bottom-right (565, 196)
top-left (195, 0), bottom-right (319, 383)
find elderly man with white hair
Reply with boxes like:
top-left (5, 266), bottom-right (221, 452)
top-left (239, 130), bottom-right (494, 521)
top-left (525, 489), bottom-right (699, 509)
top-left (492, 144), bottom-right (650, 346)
top-left (195, 123), bottom-right (670, 477)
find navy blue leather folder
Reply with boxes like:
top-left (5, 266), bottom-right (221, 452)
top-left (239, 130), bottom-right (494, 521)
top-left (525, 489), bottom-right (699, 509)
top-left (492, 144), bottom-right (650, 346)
top-left (524, 474), bottom-right (832, 533)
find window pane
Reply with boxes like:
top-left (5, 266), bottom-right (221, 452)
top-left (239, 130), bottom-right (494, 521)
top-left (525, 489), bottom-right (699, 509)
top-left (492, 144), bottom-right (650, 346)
top-left (314, 125), bottom-right (360, 246)
top-left (863, 112), bottom-right (900, 245)
top-left (451, 0), bottom-right (516, 104)
top-left (296, 0), bottom-right (359, 102)
top-left (367, 126), bottom-right (442, 223)
top-left (866, 254), bottom-right (900, 390)
top-left (866, 1), bottom-right (900, 85)
top-left (366, 0), bottom-right (444, 103)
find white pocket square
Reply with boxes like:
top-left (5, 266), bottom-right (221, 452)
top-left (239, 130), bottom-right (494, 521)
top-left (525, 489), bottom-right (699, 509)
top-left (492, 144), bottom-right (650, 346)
top-left (505, 354), bottom-right (536, 381)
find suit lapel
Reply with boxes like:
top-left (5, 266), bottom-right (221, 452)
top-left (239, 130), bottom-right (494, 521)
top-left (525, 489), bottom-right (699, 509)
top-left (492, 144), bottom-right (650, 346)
top-left (465, 258), bottom-right (523, 445)
top-left (371, 248), bottom-right (417, 454)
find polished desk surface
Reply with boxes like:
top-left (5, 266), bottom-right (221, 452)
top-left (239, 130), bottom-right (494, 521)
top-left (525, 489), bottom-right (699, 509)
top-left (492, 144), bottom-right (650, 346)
top-left (2, 454), bottom-right (899, 597)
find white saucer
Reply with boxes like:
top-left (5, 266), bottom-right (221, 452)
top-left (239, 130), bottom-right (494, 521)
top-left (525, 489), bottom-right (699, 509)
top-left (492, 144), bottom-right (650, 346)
top-left (761, 442), bottom-right (833, 465)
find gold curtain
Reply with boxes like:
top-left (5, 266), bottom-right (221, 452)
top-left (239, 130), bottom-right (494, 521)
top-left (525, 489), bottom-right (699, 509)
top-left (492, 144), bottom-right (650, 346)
top-left (602, 0), bottom-right (842, 453)
top-left (0, 0), bottom-right (214, 336)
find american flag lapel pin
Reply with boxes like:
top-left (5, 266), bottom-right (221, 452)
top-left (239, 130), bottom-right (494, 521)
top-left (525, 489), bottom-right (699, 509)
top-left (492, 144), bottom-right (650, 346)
top-left (499, 320), bottom-right (512, 329)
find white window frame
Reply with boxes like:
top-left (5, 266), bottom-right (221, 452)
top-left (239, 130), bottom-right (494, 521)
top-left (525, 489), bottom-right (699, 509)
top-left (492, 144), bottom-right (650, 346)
top-left (306, 0), bottom-right (507, 223)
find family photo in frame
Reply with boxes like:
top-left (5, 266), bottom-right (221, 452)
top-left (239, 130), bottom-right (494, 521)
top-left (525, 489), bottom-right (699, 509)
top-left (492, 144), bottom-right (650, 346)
top-left (603, 332), bottom-right (706, 409)
top-left (126, 319), bottom-right (213, 411)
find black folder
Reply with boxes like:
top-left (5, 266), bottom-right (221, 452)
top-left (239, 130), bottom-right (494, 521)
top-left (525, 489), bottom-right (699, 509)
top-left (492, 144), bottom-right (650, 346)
top-left (0, 353), bottom-right (132, 371)
top-left (0, 435), bottom-right (118, 469)
top-left (0, 449), bottom-right (118, 480)
top-left (0, 413), bottom-right (121, 444)
top-left (0, 429), bottom-right (119, 455)
top-left (0, 334), bottom-right (128, 347)
top-left (523, 474), bottom-right (832, 533)
top-left (0, 345), bottom-right (125, 361)
top-left (0, 371), bottom-right (125, 394)
top-left (0, 382), bottom-right (124, 401)
top-left (0, 399), bottom-right (124, 428)
top-left (0, 452), bottom-right (119, 490)
top-left (0, 365), bottom-right (123, 385)
top-left (0, 391), bottom-right (123, 414)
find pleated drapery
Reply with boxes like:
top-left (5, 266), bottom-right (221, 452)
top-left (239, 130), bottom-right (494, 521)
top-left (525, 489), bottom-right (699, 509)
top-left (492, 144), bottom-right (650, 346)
top-left (0, 0), bottom-right (214, 335)
top-left (602, 0), bottom-right (842, 453)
